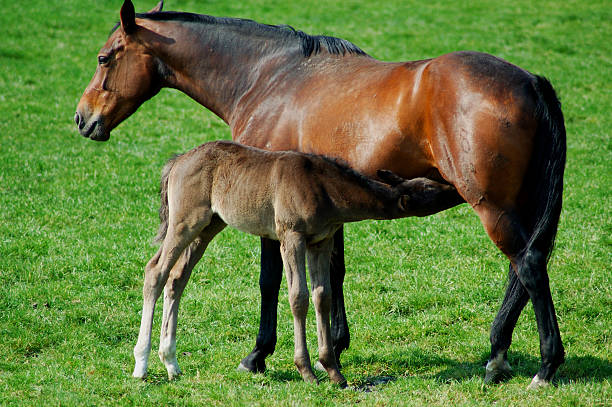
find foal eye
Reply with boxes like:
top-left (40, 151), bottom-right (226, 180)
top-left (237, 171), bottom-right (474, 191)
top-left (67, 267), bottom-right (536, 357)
top-left (98, 55), bottom-right (110, 65)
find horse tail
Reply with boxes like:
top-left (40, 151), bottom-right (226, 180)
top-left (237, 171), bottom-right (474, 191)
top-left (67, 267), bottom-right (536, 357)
top-left (154, 154), bottom-right (182, 244)
top-left (522, 75), bottom-right (567, 262)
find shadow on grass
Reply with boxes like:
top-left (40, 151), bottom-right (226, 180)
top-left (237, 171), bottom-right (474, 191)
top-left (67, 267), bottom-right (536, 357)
top-left (344, 350), bottom-right (612, 386)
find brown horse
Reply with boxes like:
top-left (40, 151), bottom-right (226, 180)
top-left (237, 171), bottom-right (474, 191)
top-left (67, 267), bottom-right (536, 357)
top-left (75, 1), bottom-right (566, 388)
top-left (133, 139), bottom-right (459, 385)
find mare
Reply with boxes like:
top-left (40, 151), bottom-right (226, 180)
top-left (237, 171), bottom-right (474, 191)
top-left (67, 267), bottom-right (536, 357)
top-left (133, 139), bottom-right (459, 385)
top-left (75, 0), bottom-right (566, 388)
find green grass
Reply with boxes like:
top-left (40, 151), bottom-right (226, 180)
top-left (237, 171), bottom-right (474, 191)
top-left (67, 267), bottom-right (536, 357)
top-left (0, 0), bottom-right (610, 405)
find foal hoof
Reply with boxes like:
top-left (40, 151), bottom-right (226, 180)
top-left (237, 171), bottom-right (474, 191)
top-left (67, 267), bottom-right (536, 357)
top-left (132, 364), bottom-right (148, 380)
top-left (527, 374), bottom-right (550, 390)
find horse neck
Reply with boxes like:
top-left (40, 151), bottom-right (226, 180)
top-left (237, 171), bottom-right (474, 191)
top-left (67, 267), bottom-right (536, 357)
top-left (142, 18), bottom-right (302, 124)
top-left (321, 167), bottom-right (403, 223)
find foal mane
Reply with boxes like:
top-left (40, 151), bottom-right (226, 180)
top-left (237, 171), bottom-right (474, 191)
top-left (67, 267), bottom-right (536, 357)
top-left (111, 10), bottom-right (368, 58)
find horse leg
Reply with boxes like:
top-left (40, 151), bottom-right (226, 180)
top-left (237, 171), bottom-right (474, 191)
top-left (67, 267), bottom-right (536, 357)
top-left (307, 238), bottom-right (347, 386)
top-left (280, 232), bottom-right (317, 383)
top-left (132, 222), bottom-right (200, 379)
top-left (314, 228), bottom-right (349, 372)
top-left (485, 265), bottom-right (529, 383)
top-left (158, 216), bottom-right (226, 379)
top-left (238, 237), bottom-right (283, 373)
top-left (330, 227), bottom-right (350, 365)
top-left (474, 204), bottom-right (564, 388)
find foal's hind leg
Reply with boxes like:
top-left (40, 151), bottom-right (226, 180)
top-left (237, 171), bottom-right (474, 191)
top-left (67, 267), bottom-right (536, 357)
top-left (133, 240), bottom-right (191, 379)
top-left (132, 215), bottom-right (211, 379)
top-left (158, 217), bottom-right (227, 379)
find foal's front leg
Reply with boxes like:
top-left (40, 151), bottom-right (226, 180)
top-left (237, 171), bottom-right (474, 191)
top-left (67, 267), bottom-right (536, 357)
top-left (307, 238), bottom-right (347, 386)
top-left (279, 232), bottom-right (317, 383)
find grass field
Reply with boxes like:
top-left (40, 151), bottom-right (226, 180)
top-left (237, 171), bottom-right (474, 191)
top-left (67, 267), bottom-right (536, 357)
top-left (0, 0), bottom-right (610, 405)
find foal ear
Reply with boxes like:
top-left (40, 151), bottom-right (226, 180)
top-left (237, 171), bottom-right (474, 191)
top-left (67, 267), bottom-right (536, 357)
top-left (120, 0), bottom-right (137, 35)
top-left (377, 169), bottom-right (405, 186)
top-left (149, 1), bottom-right (163, 13)
top-left (398, 195), bottom-right (411, 212)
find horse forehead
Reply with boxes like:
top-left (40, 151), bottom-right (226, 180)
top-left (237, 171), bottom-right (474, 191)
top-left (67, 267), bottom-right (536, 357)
top-left (101, 33), bottom-right (125, 53)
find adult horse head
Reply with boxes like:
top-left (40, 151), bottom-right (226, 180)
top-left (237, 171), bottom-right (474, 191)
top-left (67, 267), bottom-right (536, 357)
top-left (75, 1), bottom-right (165, 141)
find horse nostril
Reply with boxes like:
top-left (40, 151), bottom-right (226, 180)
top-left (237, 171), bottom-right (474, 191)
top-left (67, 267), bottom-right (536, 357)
top-left (75, 112), bottom-right (86, 129)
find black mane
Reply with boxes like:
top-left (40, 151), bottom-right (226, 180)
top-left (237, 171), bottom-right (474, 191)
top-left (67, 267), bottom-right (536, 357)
top-left (112, 10), bottom-right (368, 58)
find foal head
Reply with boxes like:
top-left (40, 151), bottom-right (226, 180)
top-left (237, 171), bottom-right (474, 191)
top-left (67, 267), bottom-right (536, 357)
top-left (75, 1), bottom-right (165, 141)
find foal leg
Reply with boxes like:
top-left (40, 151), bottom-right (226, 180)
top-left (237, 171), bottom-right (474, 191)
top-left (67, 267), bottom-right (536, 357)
top-left (238, 238), bottom-right (283, 373)
top-left (280, 232), bottom-right (317, 383)
top-left (158, 217), bottom-right (226, 379)
top-left (132, 233), bottom-right (195, 379)
top-left (307, 238), bottom-right (346, 386)
top-left (315, 228), bottom-right (349, 372)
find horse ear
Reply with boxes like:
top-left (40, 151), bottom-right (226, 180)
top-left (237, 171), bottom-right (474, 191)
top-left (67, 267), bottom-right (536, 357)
top-left (120, 0), bottom-right (137, 34)
top-left (149, 1), bottom-right (163, 13)
top-left (398, 195), bottom-right (411, 212)
top-left (377, 169), bottom-right (405, 186)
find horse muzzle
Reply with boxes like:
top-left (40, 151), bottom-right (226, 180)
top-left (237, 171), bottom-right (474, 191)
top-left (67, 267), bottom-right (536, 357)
top-left (74, 111), bottom-right (110, 141)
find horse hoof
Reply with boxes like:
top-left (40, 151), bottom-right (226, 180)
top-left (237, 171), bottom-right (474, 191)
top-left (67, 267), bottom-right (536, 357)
top-left (484, 355), bottom-right (512, 385)
top-left (132, 371), bottom-right (147, 380)
top-left (167, 367), bottom-right (182, 381)
top-left (237, 362), bottom-right (254, 372)
top-left (527, 374), bottom-right (550, 390)
top-left (132, 364), bottom-right (148, 380)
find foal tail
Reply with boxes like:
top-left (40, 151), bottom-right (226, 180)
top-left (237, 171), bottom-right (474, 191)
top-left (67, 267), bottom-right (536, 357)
top-left (154, 155), bottom-right (182, 244)
top-left (522, 75), bottom-right (567, 262)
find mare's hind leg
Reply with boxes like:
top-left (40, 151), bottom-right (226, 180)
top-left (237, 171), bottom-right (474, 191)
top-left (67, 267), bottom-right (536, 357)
top-left (485, 266), bottom-right (529, 383)
top-left (158, 216), bottom-right (226, 379)
top-left (307, 237), bottom-right (347, 386)
top-left (475, 204), bottom-right (564, 388)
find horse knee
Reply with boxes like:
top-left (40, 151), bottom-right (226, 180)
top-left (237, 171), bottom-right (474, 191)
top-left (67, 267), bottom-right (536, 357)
top-left (517, 249), bottom-right (548, 292)
top-left (289, 289), bottom-right (309, 315)
top-left (312, 285), bottom-right (331, 314)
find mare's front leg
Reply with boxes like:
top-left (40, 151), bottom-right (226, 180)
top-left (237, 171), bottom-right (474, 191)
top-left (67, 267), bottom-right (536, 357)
top-left (330, 227), bottom-right (350, 366)
top-left (280, 232), bottom-right (317, 383)
top-left (239, 238), bottom-right (283, 373)
top-left (307, 238), bottom-right (347, 386)
top-left (159, 217), bottom-right (226, 379)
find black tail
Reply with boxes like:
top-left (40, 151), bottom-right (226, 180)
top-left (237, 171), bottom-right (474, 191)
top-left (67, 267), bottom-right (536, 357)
top-left (154, 154), bottom-right (182, 244)
top-left (523, 75), bottom-right (567, 261)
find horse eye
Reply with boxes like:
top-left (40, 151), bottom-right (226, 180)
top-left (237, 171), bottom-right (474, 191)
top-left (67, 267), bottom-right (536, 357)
top-left (98, 55), bottom-right (110, 65)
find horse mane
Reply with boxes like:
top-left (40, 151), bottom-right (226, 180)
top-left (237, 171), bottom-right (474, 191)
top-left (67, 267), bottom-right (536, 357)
top-left (111, 11), bottom-right (368, 57)
top-left (307, 153), bottom-right (392, 196)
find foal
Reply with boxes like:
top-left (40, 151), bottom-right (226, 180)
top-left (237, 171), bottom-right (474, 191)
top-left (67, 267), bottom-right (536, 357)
top-left (132, 140), bottom-right (460, 385)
